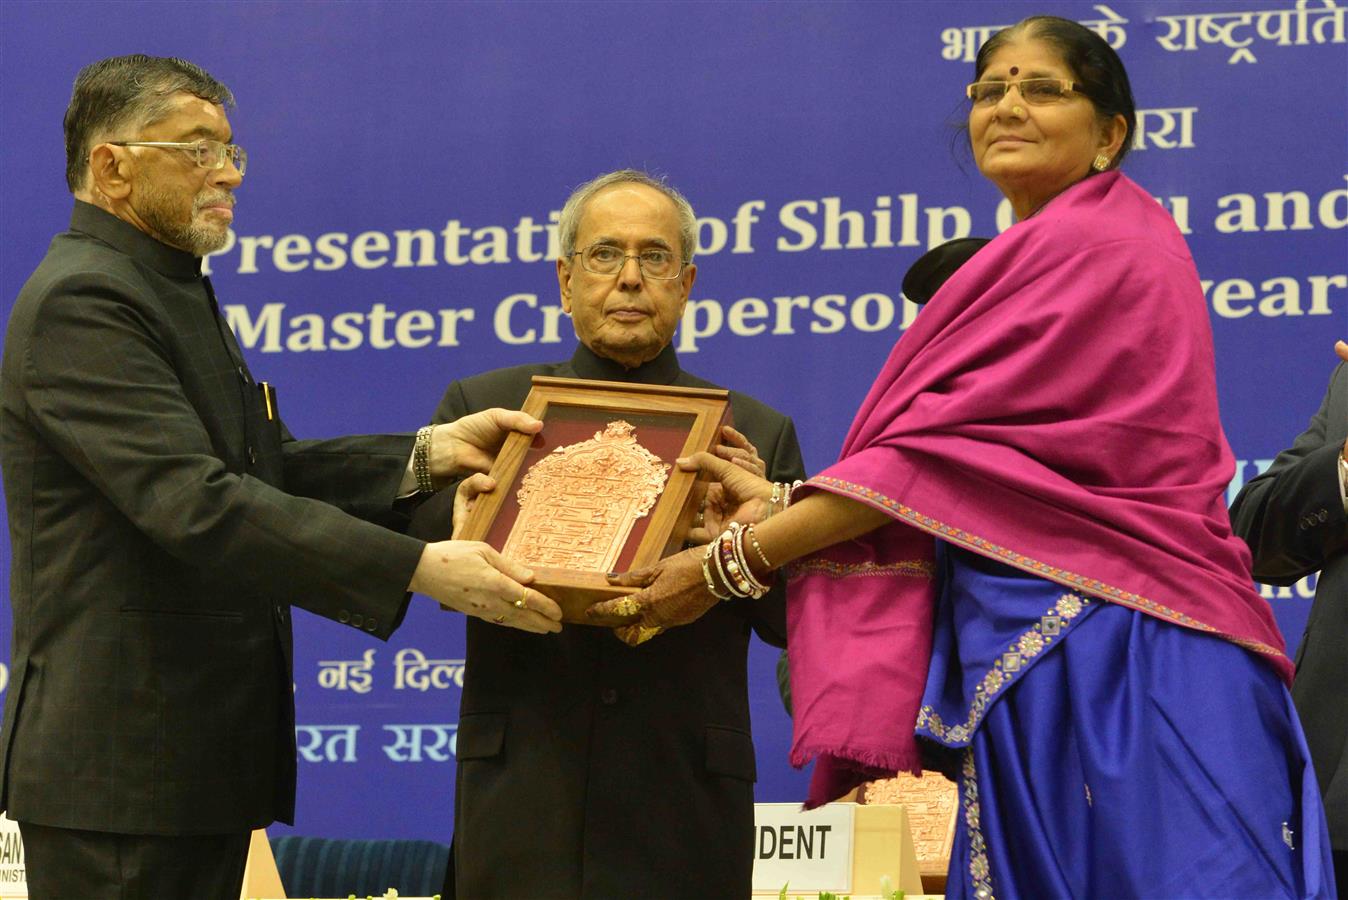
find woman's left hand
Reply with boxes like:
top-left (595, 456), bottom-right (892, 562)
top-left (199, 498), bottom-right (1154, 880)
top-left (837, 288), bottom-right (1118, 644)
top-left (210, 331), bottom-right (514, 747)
top-left (587, 547), bottom-right (716, 644)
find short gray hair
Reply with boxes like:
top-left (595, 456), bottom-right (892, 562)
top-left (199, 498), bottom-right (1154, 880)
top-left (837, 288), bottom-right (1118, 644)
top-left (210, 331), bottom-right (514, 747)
top-left (64, 55), bottom-right (234, 192)
top-left (558, 169), bottom-right (698, 264)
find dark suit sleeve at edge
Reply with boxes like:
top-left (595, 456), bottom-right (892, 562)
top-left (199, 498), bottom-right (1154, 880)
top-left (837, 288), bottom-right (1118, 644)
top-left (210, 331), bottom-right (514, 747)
top-left (1230, 363), bottom-right (1348, 585)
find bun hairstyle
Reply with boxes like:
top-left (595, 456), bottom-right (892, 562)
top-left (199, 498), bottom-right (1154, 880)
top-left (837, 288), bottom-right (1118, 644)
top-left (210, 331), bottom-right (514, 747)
top-left (902, 237), bottom-right (992, 305)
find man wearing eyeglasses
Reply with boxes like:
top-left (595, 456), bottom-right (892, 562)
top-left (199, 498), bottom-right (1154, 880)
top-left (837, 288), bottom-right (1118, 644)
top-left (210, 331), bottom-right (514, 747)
top-left (0, 55), bottom-right (562, 899)
top-left (411, 169), bottom-right (804, 898)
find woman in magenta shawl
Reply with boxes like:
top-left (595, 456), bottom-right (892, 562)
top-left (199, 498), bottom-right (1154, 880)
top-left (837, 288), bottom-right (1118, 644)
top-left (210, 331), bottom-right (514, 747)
top-left (594, 15), bottom-right (1336, 899)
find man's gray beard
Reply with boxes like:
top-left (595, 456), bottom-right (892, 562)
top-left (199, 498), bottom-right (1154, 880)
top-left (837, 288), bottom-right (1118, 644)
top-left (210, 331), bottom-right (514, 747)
top-left (136, 183), bottom-right (231, 257)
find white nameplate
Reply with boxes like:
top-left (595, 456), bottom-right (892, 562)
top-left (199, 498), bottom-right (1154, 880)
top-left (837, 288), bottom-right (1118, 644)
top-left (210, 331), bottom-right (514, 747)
top-left (751, 802), bottom-right (853, 893)
top-left (0, 814), bottom-right (26, 899)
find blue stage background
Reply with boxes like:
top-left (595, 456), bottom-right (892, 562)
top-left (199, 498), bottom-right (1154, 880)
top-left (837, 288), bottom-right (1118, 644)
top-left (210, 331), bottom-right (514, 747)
top-left (0, 0), bottom-right (1343, 844)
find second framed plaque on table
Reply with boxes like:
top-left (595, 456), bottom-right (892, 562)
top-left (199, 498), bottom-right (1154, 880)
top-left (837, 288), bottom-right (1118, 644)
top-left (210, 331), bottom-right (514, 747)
top-left (457, 376), bottom-right (731, 622)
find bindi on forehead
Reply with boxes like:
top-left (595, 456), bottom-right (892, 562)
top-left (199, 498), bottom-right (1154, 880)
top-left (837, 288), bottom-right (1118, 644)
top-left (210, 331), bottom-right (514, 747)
top-left (1010, 66), bottom-right (1019, 76)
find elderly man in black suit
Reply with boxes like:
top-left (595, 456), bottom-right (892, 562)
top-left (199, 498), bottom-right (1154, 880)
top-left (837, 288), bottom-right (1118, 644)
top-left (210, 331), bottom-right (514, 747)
top-left (1230, 339), bottom-right (1348, 895)
top-left (0, 55), bottom-right (561, 900)
top-left (414, 169), bottom-right (805, 898)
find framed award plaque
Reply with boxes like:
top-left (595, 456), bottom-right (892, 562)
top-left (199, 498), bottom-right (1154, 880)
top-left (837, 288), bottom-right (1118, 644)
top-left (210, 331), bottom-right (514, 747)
top-left (457, 376), bottom-right (732, 623)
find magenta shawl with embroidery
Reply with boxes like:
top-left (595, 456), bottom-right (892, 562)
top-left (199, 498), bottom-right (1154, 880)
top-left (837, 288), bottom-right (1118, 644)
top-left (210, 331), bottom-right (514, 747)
top-left (787, 171), bottom-right (1291, 808)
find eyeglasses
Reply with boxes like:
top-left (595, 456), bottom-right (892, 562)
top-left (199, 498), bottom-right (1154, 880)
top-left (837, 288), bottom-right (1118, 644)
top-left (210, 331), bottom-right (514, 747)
top-left (107, 139), bottom-right (248, 175)
top-left (965, 78), bottom-right (1083, 106)
top-left (570, 242), bottom-right (684, 280)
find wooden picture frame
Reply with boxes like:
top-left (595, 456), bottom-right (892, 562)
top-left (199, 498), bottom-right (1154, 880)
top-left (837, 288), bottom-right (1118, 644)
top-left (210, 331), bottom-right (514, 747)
top-left (458, 376), bottom-right (731, 622)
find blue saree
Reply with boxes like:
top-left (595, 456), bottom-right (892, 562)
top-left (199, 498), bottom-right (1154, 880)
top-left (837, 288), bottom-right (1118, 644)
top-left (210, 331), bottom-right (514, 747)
top-left (921, 542), bottom-right (1336, 899)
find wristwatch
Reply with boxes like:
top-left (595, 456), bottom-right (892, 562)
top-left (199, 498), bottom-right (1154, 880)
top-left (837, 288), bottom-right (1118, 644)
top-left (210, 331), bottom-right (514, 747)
top-left (414, 425), bottom-right (436, 493)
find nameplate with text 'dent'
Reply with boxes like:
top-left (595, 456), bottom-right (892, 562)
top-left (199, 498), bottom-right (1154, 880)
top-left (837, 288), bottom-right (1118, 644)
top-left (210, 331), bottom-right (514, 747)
top-left (751, 802), bottom-right (852, 894)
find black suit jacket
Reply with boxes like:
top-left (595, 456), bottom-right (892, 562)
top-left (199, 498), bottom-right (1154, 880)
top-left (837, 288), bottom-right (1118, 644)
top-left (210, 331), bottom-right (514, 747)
top-left (0, 203), bottom-right (425, 834)
top-left (1230, 361), bottom-right (1348, 850)
top-left (411, 344), bottom-right (804, 898)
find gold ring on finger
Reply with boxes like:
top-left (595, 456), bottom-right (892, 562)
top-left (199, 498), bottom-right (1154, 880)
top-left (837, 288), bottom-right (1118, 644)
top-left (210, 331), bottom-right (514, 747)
top-left (514, 591), bottom-right (528, 610)
top-left (614, 597), bottom-right (640, 618)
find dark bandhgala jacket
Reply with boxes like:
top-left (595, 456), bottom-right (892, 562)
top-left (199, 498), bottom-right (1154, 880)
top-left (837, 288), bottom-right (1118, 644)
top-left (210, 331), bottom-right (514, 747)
top-left (412, 344), bottom-right (805, 899)
top-left (1230, 361), bottom-right (1348, 853)
top-left (0, 202), bottom-right (425, 835)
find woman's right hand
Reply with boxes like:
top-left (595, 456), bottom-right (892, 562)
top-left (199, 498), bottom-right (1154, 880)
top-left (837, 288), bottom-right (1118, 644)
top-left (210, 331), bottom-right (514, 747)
top-left (590, 546), bottom-right (717, 643)
top-left (678, 451), bottom-right (775, 543)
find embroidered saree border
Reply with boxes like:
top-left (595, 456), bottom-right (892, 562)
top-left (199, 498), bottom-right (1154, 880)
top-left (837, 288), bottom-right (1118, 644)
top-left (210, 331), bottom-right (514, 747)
top-left (961, 749), bottom-right (996, 899)
top-left (788, 558), bottom-right (936, 580)
top-left (917, 591), bottom-right (1091, 744)
top-left (807, 476), bottom-right (1286, 663)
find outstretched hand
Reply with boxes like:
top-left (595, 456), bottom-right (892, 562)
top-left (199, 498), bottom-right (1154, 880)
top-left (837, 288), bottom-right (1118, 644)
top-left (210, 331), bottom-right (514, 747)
top-left (431, 408), bottom-right (542, 481)
top-left (680, 451), bottom-right (775, 544)
top-left (410, 540), bottom-right (562, 634)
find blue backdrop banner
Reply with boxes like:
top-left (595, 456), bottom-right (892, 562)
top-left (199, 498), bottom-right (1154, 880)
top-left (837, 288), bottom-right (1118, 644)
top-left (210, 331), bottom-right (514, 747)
top-left (0, 0), bottom-right (1344, 844)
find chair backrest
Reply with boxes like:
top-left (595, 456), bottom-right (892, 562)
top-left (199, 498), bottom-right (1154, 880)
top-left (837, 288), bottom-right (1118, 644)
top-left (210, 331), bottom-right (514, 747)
top-left (269, 834), bottom-right (450, 898)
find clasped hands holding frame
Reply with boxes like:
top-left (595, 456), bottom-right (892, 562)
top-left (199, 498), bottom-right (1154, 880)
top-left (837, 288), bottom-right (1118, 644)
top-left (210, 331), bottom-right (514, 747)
top-left (448, 376), bottom-right (772, 642)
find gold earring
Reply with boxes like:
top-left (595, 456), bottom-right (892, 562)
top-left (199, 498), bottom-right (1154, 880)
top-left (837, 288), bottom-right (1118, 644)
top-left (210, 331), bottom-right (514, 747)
top-left (1092, 154), bottom-right (1111, 171)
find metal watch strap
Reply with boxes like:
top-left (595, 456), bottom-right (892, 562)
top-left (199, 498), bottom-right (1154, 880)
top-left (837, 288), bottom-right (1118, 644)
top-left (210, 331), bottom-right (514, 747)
top-left (414, 425), bottom-right (436, 493)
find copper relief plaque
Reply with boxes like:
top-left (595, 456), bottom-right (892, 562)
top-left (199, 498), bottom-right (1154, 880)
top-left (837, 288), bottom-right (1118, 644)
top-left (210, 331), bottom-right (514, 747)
top-left (501, 420), bottom-right (670, 572)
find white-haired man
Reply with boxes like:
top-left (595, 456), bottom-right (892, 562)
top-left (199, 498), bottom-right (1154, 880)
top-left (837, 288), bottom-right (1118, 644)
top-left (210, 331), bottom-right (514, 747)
top-left (414, 169), bottom-right (805, 898)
